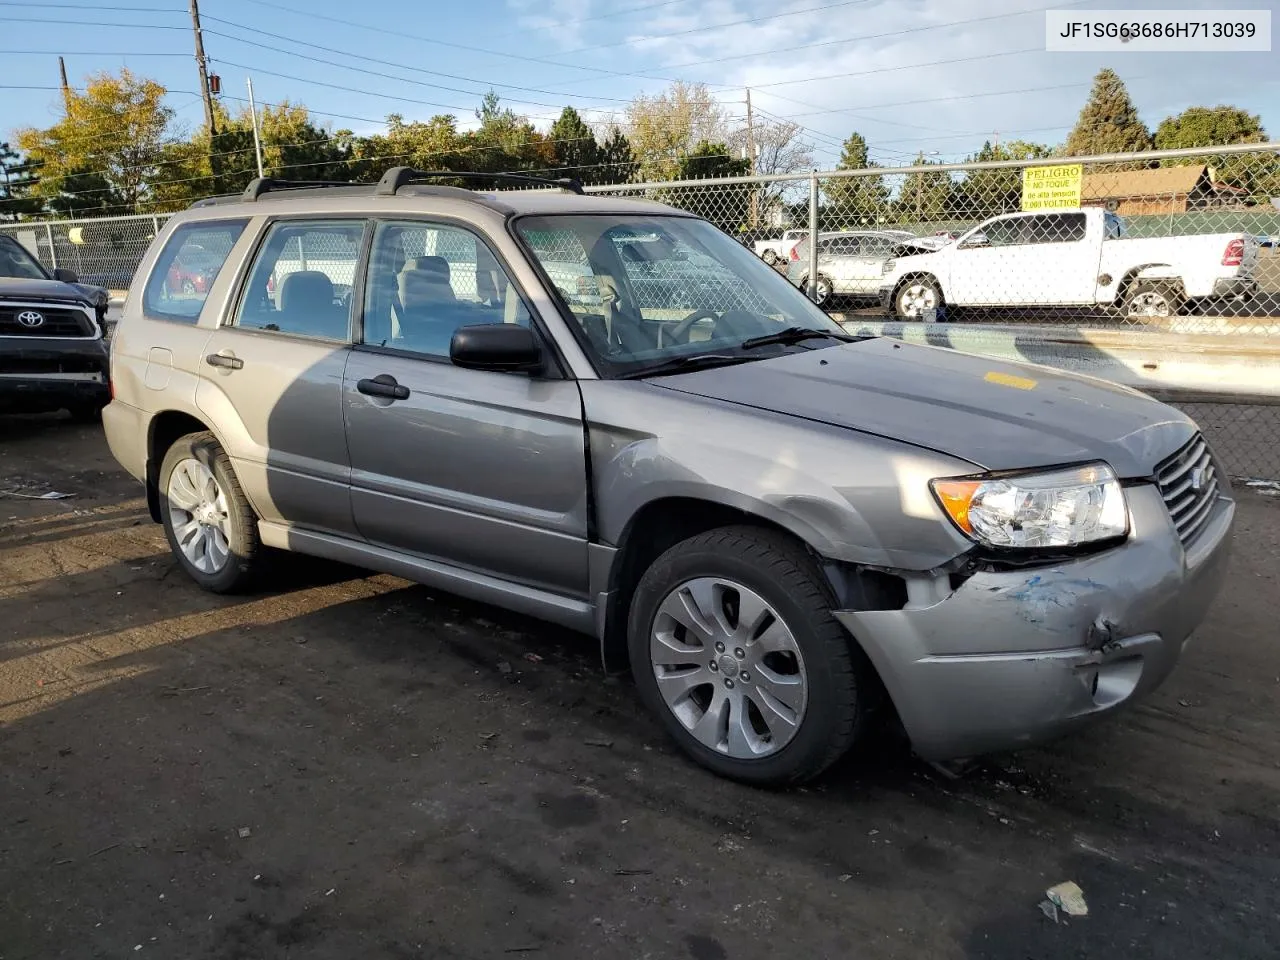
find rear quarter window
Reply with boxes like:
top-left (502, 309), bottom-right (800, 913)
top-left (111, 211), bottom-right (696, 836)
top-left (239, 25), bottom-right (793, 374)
top-left (142, 219), bottom-right (248, 323)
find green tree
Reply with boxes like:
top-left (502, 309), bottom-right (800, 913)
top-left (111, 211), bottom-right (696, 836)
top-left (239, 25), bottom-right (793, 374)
top-left (665, 140), bottom-right (751, 231)
top-left (626, 81), bottom-right (728, 181)
top-left (1063, 68), bottom-right (1152, 157)
top-left (1154, 105), bottom-right (1270, 196)
top-left (0, 142), bottom-right (43, 219)
top-left (952, 140), bottom-right (1054, 219)
top-left (16, 68), bottom-right (173, 215)
top-left (548, 106), bottom-right (600, 182)
top-left (463, 91), bottom-right (553, 178)
top-left (597, 125), bottom-right (637, 184)
top-left (347, 112), bottom-right (464, 182)
top-left (824, 131), bottom-right (888, 226)
top-left (895, 152), bottom-right (954, 225)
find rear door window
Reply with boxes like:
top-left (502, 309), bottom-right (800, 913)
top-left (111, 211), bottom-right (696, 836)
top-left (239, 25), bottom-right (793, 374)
top-left (142, 220), bottom-right (248, 323)
top-left (233, 220), bottom-right (366, 341)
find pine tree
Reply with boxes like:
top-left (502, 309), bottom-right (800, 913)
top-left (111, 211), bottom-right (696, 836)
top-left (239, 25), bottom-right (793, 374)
top-left (1064, 68), bottom-right (1152, 157)
top-left (824, 132), bottom-right (888, 226)
top-left (548, 107), bottom-right (601, 183)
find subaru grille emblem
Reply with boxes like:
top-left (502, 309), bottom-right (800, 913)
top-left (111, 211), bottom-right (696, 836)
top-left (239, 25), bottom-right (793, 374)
top-left (16, 310), bottom-right (45, 328)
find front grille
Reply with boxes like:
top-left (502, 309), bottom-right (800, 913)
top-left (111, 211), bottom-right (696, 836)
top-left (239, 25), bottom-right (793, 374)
top-left (0, 355), bottom-right (105, 375)
top-left (0, 304), bottom-right (95, 338)
top-left (1155, 433), bottom-right (1220, 546)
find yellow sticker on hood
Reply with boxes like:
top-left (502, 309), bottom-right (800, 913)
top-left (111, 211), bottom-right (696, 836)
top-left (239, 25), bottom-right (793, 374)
top-left (984, 371), bottom-right (1038, 390)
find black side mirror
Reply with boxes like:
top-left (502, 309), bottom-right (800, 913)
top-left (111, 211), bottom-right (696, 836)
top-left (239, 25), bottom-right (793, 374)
top-left (450, 323), bottom-right (542, 373)
top-left (53, 267), bottom-right (79, 283)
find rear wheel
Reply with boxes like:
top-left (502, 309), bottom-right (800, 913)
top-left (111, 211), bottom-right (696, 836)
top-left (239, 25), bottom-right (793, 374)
top-left (807, 274), bottom-right (834, 307)
top-left (1124, 280), bottom-right (1182, 320)
top-left (628, 526), bottom-right (867, 785)
top-left (762, 249), bottom-right (779, 265)
top-left (159, 431), bottom-right (261, 594)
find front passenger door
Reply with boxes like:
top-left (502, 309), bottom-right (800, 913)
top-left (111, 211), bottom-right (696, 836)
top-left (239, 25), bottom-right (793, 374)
top-left (342, 220), bottom-right (590, 598)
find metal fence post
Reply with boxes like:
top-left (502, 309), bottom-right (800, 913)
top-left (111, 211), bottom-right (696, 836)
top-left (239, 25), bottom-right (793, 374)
top-left (45, 222), bottom-right (57, 269)
top-left (807, 170), bottom-right (819, 301)
top-left (152, 215), bottom-right (160, 236)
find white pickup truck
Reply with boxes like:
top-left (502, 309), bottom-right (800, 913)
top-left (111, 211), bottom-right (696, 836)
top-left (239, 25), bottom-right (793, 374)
top-left (754, 229), bottom-right (808, 265)
top-left (879, 208), bottom-right (1260, 320)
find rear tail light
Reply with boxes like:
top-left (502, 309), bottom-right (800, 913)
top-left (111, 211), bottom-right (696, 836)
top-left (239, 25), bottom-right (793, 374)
top-left (789, 245), bottom-right (800, 261)
top-left (1222, 238), bottom-right (1244, 267)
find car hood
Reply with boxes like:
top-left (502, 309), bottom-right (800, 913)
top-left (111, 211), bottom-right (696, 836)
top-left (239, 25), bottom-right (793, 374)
top-left (650, 338), bottom-right (1195, 478)
top-left (0, 277), bottom-right (97, 306)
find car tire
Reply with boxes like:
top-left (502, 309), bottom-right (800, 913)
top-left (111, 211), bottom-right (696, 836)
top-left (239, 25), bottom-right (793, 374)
top-left (627, 525), bottom-right (867, 786)
top-left (762, 249), bottom-right (778, 265)
top-left (894, 276), bottom-right (944, 321)
top-left (806, 274), bottom-right (834, 307)
top-left (159, 431), bottom-right (261, 594)
top-left (1124, 280), bottom-right (1183, 320)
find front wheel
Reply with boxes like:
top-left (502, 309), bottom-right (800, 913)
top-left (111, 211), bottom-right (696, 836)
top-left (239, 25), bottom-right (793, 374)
top-left (762, 249), bottom-right (778, 265)
top-left (627, 526), bottom-right (868, 785)
top-left (159, 431), bottom-right (262, 594)
top-left (895, 276), bottom-right (944, 320)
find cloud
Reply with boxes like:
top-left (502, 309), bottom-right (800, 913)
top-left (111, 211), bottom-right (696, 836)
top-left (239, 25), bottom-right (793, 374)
top-left (517, 0), bottom-right (1280, 168)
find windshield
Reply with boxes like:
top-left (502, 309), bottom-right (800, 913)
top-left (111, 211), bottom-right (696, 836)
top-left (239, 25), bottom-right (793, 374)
top-left (515, 214), bottom-right (848, 376)
top-left (0, 238), bottom-right (50, 280)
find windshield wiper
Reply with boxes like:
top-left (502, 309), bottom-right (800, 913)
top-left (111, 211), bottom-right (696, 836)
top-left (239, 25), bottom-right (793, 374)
top-left (740, 326), bottom-right (856, 350)
top-left (619, 353), bottom-right (759, 379)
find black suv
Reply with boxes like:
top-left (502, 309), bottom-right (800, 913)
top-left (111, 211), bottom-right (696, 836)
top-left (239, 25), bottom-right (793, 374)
top-left (0, 234), bottom-right (111, 421)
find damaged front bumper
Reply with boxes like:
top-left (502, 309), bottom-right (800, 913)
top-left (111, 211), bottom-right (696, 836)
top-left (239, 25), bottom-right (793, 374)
top-left (835, 483), bottom-right (1233, 760)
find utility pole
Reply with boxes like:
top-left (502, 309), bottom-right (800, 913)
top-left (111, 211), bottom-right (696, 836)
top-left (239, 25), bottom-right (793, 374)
top-left (246, 76), bottom-right (265, 178)
top-left (57, 56), bottom-right (71, 110)
top-left (189, 0), bottom-right (216, 141)
top-left (745, 87), bottom-right (758, 228)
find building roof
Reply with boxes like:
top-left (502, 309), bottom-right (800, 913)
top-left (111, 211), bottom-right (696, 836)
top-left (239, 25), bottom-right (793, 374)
top-left (1081, 165), bottom-right (1209, 200)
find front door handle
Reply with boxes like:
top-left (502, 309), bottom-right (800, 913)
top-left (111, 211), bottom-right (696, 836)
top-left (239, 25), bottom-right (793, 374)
top-left (205, 352), bottom-right (243, 370)
top-left (357, 374), bottom-right (410, 401)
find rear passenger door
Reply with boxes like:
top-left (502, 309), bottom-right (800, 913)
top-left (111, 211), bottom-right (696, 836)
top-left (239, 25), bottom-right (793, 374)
top-left (342, 219), bottom-right (590, 597)
top-left (195, 218), bottom-right (366, 537)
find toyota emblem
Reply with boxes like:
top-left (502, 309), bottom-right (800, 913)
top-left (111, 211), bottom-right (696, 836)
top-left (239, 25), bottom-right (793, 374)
top-left (16, 310), bottom-right (45, 328)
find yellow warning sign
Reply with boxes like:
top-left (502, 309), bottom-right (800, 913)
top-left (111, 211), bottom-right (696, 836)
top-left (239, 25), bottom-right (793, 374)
top-left (1021, 163), bottom-right (1083, 211)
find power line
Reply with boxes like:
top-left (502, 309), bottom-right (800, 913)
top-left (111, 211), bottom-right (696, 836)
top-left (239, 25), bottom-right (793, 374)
top-left (0, 1), bottom-right (181, 9)
top-left (225, 0), bottom-right (678, 83)
top-left (487, 0), bottom-right (697, 40)
top-left (654, 0), bottom-right (1093, 72)
top-left (0, 49), bottom-right (188, 56)
top-left (0, 15), bottom-right (187, 27)
top-left (749, 48), bottom-right (1042, 93)
top-left (200, 18), bottom-right (635, 108)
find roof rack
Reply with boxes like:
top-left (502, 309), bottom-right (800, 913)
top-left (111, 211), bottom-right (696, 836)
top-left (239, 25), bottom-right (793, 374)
top-left (240, 177), bottom-right (367, 202)
top-left (376, 167), bottom-right (585, 196)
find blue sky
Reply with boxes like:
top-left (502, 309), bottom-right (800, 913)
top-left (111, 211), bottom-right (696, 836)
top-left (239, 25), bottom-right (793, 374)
top-left (2, 0), bottom-right (1278, 170)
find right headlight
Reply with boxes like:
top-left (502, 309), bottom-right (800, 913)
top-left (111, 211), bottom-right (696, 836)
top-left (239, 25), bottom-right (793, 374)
top-left (930, 462), bottom-right (1128, 550)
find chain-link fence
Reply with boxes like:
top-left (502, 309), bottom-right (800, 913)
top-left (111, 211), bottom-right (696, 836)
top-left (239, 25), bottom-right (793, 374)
top-left (588, 142), bottom-right (1280, 334)
top-left (2, 143), bottom-right (1278, 476)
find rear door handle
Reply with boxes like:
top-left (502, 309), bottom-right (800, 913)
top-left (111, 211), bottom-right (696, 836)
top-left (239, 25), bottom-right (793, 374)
top-left (357, 374), bottom-right (410, 401)
top-left (205, 353), bottom-right (243, 370)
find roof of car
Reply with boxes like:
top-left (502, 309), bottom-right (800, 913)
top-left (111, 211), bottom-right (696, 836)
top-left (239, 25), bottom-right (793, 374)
top-left (186, 175), bottom-right (679, 220)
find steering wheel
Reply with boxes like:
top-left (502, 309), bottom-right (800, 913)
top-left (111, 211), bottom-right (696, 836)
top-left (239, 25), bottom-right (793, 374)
top-left (661, 308), bottom-right (764, 347)
top-left (661, 308), bottom-right (718, 346)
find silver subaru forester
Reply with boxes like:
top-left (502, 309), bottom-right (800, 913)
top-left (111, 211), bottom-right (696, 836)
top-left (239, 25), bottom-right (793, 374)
top-left (103, 169), bottom-right (1233, 785)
